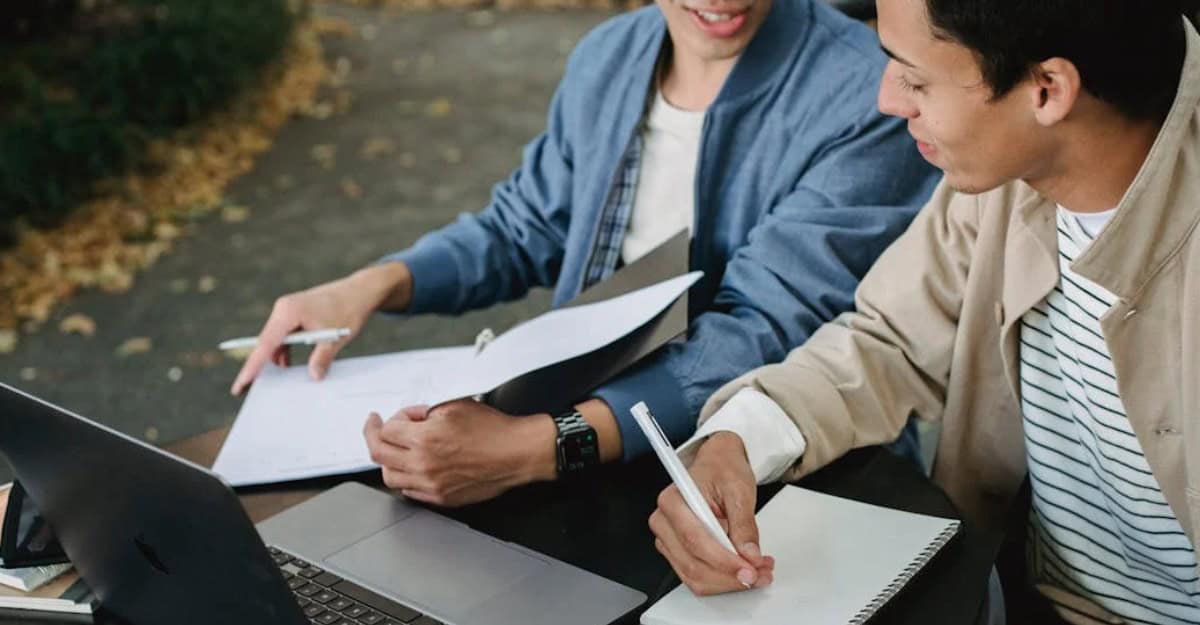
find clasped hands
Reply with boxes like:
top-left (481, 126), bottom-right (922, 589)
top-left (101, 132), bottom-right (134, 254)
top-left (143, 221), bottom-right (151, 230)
top-left (362, 399), bottom-right (559, 507)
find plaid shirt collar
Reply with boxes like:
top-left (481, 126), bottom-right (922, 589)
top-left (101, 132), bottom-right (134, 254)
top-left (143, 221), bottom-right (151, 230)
top-left (581, 132), bottom-right (645, 290)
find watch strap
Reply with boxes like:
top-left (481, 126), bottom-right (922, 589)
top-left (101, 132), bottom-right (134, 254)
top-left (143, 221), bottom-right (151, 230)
top-left (553, 409), bottom-right (592, 437)
top-left (552, 409), bottom-right (599, 477)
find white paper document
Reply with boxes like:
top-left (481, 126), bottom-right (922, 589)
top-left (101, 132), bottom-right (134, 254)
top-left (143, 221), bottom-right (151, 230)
top-left (212, 271), bottom-right (702, 486)
top-left (213, 347), bottom-right (473, 486)
top-left (432, 272), bottom-right (702, 403)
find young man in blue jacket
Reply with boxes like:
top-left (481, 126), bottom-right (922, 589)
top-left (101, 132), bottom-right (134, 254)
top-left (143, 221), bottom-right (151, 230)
top-left (232, 0), bottom-right (939, 506)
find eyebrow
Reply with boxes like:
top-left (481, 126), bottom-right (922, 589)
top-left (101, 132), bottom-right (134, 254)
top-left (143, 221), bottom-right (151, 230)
top-left (880, 44), bottom-right (917, 68)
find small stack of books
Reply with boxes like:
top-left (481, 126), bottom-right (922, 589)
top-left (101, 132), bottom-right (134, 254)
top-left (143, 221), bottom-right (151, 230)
top-left (0, 484), bottom-right (97, 621)
top-left (0, 567), bottom-right (97, 620)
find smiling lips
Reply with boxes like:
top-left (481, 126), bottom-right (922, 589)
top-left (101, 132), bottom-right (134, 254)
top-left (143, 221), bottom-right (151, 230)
top-left (683, 3), bottom-right (751, 37)
top-left (915, 140), bottom-right (937, 159)
top-left (909, 125), bottom-right (937, 159)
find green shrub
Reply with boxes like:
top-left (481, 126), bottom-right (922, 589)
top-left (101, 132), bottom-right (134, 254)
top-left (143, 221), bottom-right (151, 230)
top-left (0, 0), bottom-right (295, 244)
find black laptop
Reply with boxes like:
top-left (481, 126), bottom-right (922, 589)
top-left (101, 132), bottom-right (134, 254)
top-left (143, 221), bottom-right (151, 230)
top-left (0, 383), bottom-right (645, 625)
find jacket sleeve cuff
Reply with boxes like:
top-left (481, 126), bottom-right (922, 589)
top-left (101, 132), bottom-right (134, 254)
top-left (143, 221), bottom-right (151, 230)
top-left (677, 388), bottom-right (806, 484)
top-left (378, 243), bottom-right (461, 315)
top-left (592, 364), bottom-right (691, 463)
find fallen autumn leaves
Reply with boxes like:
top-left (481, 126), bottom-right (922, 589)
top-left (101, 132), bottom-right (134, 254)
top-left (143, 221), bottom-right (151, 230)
top-left (0, 17), bottom-right (340, 354)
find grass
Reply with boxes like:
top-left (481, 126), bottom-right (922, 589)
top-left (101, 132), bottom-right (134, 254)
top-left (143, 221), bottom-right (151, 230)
top-left (0, 0), bottom-right (297, 244)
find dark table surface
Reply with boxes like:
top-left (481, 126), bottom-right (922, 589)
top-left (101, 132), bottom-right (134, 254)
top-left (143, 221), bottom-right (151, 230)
top-left (5, 428), bottom-right (995, 625)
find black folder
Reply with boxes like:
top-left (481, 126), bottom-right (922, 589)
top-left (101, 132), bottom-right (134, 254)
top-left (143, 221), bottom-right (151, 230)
top-left (486, 230), bottom-right (690, 415)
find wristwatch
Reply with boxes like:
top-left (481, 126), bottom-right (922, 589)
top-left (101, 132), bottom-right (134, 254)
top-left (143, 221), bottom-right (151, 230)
top-left (552, 409), bottom-right (599, 477)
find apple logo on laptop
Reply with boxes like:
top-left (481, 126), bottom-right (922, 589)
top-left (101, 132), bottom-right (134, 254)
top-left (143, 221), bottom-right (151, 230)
top-left (134, 534), bottom-right (171, 575)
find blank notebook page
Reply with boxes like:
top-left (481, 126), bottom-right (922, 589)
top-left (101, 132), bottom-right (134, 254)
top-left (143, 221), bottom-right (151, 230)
top-left (642, 486), bottom-right (960, 625)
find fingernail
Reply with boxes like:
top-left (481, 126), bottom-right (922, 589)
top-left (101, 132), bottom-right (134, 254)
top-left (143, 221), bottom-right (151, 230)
top-left (737, 568), bottom-right (756, 588)
top-left (741, 542), bottom-right (761, 560)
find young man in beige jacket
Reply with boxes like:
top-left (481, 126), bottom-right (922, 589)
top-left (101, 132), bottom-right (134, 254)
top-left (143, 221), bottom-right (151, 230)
top-left (648, 0), bottom-right (1200, 622)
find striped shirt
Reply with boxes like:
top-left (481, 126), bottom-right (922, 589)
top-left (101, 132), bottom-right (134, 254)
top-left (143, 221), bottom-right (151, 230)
top-left (1019, 209), bottom-right (1200, 624)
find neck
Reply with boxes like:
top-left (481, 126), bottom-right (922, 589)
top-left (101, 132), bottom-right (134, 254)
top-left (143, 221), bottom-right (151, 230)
top-left (660, 48), bottom-right (738, 111)
top-left (1027, 104), bottom-right (1164, 214)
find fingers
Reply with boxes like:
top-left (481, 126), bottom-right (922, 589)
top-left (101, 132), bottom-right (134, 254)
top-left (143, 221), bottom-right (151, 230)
top-left (364, 413), bottom-right (407, 468)
top-left (380, 467), bottom-right (436, 493)
top-left (651, 486), bottom-right (758, 593)
top-left (651, 510), bottom-right (763, 595)
top-left (363, 412), bottom-right (386, 458)
top-left (231, 301), bottom-right (301, 395)
top-left (378, 411), bottom-right (422, 448)
top-left (365, 411), bottom-right (426, 456)
top-left (364, 411), bottom-right (383, 435)
top-left (365, 413), bottom-right (437, 495)
top-left (308, 339), bottom-right (346, 382)
top-left (721, 485), bottom-right (766, 569)
top-left (400, 404), bottom-right (430, 421)
top-left (272, 345), bottom-right (290, 369)
top-left (654, 537), bottom-right (773, 595)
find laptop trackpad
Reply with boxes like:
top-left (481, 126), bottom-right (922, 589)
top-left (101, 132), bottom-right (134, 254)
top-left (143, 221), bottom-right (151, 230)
top-left (324, 512), bottom-right (549, 616)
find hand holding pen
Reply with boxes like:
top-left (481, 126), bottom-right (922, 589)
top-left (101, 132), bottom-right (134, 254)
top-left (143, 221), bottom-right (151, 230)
top-left (229, 263), bottom-right (413, 395)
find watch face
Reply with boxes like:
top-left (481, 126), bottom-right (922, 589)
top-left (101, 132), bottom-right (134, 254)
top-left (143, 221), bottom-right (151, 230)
top-left (560, 430), bottom-right (600, 473)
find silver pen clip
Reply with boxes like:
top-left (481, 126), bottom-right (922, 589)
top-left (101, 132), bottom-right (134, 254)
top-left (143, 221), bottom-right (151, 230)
top-left (473, 327), bottom-right (495, 356)
top-left (471, 328), bottom-right (495, 403)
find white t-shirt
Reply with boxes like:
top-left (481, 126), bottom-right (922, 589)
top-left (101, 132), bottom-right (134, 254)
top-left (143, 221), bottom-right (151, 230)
top-left (1060, 205), bottom-right (1118, 238)
top-left (620, 90), bottom-right (705, 264)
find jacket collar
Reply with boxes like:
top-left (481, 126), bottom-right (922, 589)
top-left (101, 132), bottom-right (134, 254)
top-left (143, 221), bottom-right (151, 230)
top-left (1071, 19), bottom-right (1200, 302)
top-left (1004, 192), bottom-right (1059, 326)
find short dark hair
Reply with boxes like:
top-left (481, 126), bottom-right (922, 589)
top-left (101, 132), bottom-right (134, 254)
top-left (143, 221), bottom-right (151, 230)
top-left (924, 0), bottom-right (1195, 120)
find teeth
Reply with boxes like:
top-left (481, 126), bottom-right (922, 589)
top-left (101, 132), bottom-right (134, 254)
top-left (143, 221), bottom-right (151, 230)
top-left (697, 10), bottom-right (733, 22)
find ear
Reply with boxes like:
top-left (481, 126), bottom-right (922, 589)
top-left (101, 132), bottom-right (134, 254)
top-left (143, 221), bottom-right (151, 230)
top-left (1029, 57), bottom-right (1081, 127)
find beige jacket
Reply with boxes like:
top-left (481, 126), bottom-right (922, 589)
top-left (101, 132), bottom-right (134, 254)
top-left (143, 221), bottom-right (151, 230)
top-left (702, 20), bottom-right (1200, 556)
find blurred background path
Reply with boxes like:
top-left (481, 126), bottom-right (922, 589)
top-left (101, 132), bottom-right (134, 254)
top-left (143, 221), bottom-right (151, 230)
top-left (0, 4), bottom-right (612, 482)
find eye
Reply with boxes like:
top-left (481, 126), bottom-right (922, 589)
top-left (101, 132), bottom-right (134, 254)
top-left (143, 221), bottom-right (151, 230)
top-left (898, 75), bottom-right (926, 94)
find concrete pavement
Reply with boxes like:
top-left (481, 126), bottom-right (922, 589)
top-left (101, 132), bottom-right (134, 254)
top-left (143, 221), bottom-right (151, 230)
top-left (0, 5), bottom-right (613, 483)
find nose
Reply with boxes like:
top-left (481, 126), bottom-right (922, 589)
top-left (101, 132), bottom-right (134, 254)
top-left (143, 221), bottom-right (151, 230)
top-left (878, 61), bottom-right (918, 120)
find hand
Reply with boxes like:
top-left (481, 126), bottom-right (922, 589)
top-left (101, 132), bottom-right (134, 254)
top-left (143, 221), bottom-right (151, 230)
top-left (362, 400), bottom-right (558, 507)
top-left (648, 431), bottom-right (775, 596)
top-left (230, 262), bottom-right (412, 395)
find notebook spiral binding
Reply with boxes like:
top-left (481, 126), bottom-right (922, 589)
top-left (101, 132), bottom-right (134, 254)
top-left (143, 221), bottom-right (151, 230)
top-left (847, 521), bottom-right (961, 625)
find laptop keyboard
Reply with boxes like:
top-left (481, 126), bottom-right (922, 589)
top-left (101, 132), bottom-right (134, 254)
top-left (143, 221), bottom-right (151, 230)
top-left (269, 546), bottom-right (446, 625)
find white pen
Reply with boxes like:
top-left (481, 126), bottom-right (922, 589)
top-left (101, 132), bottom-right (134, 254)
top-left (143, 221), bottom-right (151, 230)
top-left (631, 401), bottom-right (739, 555)
top-left (218, 328), bottom-right (351, 351)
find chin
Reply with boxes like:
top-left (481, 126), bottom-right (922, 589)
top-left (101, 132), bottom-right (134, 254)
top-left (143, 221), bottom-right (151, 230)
top-left (697, 39), bottom-right (750, 60)
top-left (945, 175), bottom-right (1005, 196)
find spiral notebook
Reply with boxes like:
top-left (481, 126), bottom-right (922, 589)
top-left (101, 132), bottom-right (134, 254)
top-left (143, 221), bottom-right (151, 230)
top-left (642, 486), bottom-right (960, 625)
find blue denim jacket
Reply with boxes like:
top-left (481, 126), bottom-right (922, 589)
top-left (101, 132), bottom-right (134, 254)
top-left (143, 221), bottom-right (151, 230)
top-left (387, 0), bottom-right (940, 460)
